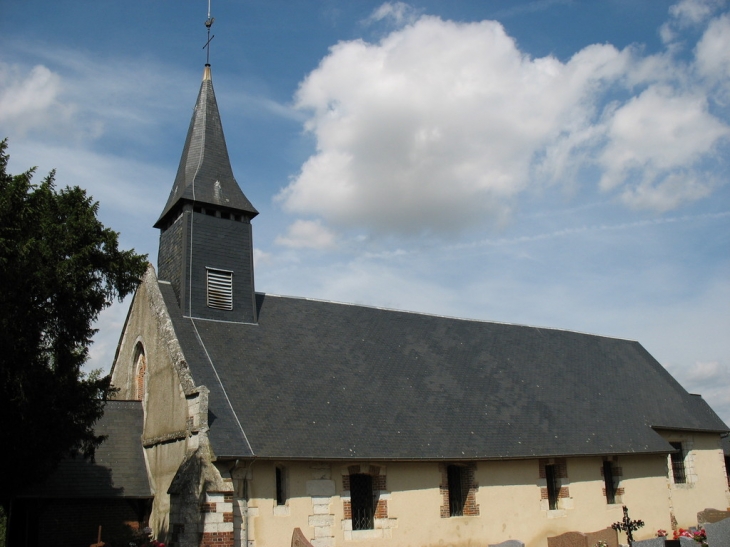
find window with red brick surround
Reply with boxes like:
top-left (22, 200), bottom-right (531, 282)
top-left (539, 458), bottom-right (569, 510)
top-left (342, 464), bottom-right (388, 529)
top-left (439, 463), bottom-right (479, 517)
top-left (601, 458), bottom-right (624, 504)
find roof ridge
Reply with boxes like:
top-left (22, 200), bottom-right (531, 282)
top-left (256, 291), bottom-right (638, 342)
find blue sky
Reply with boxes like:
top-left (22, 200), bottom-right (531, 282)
top-left (2, 0), bottom-right (729, 423)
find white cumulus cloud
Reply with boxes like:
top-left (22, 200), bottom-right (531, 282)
top-left (277, 8), bottom-right (729, 236)
top-left (598, 85), bottom-right (728, 209)
top-left (278, 17), bottom-right (627, 234)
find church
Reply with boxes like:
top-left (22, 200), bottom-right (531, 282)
top-left (109, 61), bottom-right (730, 547)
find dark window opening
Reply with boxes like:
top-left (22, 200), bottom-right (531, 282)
top-left (545, 464), bottom-right (559, 510)
top-left (724, 456), bottom-right (730, 487)
top-left (603, 461), bottom-right (616, 504)
top-left (350, 473), bottom-right (375, 530)
top-left (194, 206), bottom-right (202, 213)
top-left (234, 214), bottom-right (241, 222)
top-left (275, 466), bottom-right (286, 506)
top-left (221, 211), bottom-right (231, 220)
top-left (447, 465), bottom-right (468, 517)
top-left (205, 208), bottom-right (216, 216)
top-left (670, 442), bottom-right (686, 484)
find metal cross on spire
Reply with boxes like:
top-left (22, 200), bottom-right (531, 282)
top-left (203, 0), bottom-right (215, 65)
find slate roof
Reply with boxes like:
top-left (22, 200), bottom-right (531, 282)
top-left (158, 287), bottom-right (728, 461)
top-left (20, 401), bottom-right (151, 498)
top-left (155, 65), bottom-right (258, 228)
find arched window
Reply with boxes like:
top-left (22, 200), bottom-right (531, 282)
top-left (134, 344), bottom-right (147, 401)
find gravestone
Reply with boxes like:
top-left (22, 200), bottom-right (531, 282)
top-left (548, 528), bottom-right (618, 547)
top-left (547, 531), bottom-right (589, 547)
top-left (705, 516), bottom-right (730, 547)
top-left (488, 541), bottom-right (525, 547)
top-left (698, 508), bottom-right (730, 526)
top-left (632, 538), bottom-right (665, 547)
top-left (678, 537), bottom-right (695, 547)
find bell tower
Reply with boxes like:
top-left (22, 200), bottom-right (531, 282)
top-left (154, 63), bottom-right (258, 323)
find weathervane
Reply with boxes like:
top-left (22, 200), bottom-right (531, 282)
top-left (203, 0), bottom-right (215, 65)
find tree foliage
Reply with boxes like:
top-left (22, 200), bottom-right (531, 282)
top-left (0, 139), bottom-right (148, 500)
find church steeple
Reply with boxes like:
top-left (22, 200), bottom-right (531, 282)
top-left (155, 65), bottom-right (258, 228)
top-left (156, 64), bottom-right (258, 324)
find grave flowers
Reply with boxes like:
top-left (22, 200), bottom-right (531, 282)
top-left (673, 528), bottom-right (707, 546)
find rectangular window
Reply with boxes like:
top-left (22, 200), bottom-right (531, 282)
top-left (275, 466), bottom-right (286, 506)
top-left (350, 474), bottom-right (375, 530)
top-left (447, 465), bottom-right (468, 517)
top-left (725, 456), bottom-right (730, 488)
top-left (545, 464), bottom-right (559, 510)
top-left (670, 442), bottom-right (686, 484)
top-left (603, 460), bottom-right (616, 504)
top-left (207, 268), bottom-right (233, 310)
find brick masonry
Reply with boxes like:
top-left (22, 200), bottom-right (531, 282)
top-left (200, 531), bottom-right (235, 547)
top-left (539, 458), bottom-right (568, 479)
top-left (200, 492), bottom-right (234, 547)
top-left (540, 486), bottom-right (570, 500)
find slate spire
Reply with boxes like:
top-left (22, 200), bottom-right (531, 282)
top-left (155, 64), bottom-right (257, 228)
top-left (156, 64), bottom-right (258, 324)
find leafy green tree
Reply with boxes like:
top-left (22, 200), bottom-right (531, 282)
top-left (0, 139), bottom-right (148, 503)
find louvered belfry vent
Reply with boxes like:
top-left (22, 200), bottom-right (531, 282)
top-left (207, 268), bottom-right (233, 310)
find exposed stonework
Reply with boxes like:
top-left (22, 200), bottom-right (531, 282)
top-left (111, 265), bottom-right (196, 398)
top-left (306, 466), bottom-right (335, 547)
top-left (111, 265), bottom-right (223, 545)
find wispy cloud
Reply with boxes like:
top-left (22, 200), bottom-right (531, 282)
top-left (491, 0), bottom-right (573, 20)
top-left (275, 219), bottom-right (337, 249)
top-left (364, 2), bottom-right (422, 27)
